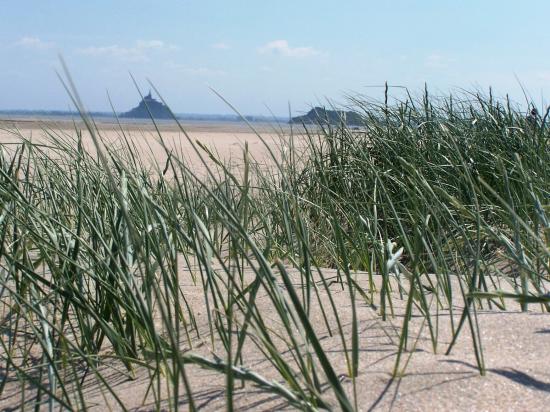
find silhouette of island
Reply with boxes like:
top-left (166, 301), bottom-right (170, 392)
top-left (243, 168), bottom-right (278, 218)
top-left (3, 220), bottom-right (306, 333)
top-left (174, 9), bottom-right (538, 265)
top-left (290, 107), bottom-right (363, 126)
top-left (120, 91), bottom-right (172, 119)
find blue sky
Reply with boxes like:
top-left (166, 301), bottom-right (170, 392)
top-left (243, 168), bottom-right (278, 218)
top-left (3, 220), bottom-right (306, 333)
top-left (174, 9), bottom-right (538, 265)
top-left (1, 0), bottom-right (550, 115)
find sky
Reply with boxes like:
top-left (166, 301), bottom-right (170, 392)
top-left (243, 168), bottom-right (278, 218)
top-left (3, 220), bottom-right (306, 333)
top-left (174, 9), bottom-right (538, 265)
top-left (1, 0), bottom-right (550, 116)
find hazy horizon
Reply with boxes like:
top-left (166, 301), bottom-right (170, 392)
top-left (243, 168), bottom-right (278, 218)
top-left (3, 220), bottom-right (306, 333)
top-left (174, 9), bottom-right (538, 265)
top-left (2, 1), bottom-right (550, 116)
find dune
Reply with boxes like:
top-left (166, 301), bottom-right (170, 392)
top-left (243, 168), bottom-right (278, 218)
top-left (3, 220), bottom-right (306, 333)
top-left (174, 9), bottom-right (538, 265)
top-left (0, 117), bottom-right (548, 411)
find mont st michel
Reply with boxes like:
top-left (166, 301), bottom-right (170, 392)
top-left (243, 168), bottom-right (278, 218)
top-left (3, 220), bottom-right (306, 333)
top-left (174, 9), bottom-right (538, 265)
top-left (120, 91), bottom-right (172, 119)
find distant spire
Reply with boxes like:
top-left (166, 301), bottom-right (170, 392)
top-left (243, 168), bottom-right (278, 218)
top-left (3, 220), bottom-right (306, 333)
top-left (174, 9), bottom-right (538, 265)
top-left (145, 90), bottom-right (152, 100)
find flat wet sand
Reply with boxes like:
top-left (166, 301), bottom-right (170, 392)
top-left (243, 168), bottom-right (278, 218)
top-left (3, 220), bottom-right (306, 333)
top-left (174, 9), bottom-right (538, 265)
top-left (0, 118), bottom-right (294, 171)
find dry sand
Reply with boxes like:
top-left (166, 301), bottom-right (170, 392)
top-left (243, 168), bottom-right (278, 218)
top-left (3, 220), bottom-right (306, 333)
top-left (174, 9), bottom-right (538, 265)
top-left (89, 270), bottom-right (550, 411)
top-left (0, 118), bottom-right (549, 411)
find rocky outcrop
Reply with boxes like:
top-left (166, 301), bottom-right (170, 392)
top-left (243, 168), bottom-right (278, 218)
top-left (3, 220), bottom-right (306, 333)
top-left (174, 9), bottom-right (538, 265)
top-left (290, 107), bottom-right (363, 126)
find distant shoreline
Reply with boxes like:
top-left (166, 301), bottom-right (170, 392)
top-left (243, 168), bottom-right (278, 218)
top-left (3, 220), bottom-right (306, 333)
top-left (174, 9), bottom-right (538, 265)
top-left (0, 110), bottom-right (288, 124)
top-left (0, 116), bottom-right (292, 134)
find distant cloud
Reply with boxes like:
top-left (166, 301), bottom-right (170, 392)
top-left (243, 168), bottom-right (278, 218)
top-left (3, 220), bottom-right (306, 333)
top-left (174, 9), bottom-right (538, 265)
top-left (165, 62), bottom-right (226, 76)
top-left (536, 70), bottom-right (550, 82)
top-left (212, 42), bottom-right (230, 50)
top-left (425, 53), bottom-right (455, 69)
top-left (135, 40), bottom-right (178, 51)
top-left (77, 40), bottom-right (178, 62)
top-left (78, 45), bottom-right (146, 62)
top-left (14, 36), bottom-right (55, 50)
top-left (258, 40), bottom-right (321, 58)
top-left (185, 67), bottom-right (226, 76)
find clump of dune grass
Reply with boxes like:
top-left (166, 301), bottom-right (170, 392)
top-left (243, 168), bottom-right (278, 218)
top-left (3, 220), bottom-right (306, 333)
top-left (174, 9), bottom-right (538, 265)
top-left (0, 79), bottom-right (548, 411)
